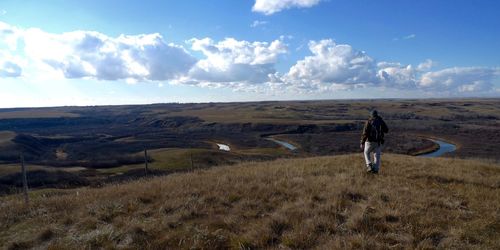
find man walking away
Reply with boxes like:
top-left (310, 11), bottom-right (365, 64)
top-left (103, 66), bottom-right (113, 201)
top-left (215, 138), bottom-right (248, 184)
top-left (360, 110), bottom-right (388, 174)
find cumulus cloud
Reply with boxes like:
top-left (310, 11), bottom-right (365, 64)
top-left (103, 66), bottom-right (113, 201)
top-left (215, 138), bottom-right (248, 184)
top-left (252, 0), bottom-right (322, 15)
top-left (0, 22), bottom-right (22, 50)
top-left (0, 23), bottom-right (24, 78)
top-left (21, 28), bottom-right (196, 81)
top-left (179, 37), bottom-right (287, 87)
top-left (283, 39), bottom-right (377, 91)
top-left (0, 21), bottom-right (498, 96)
top-left (419, 67), bottom-right (500, 93)
top-left (377, 62), bottom-right (418, 89)
top-left (417, 59), bottom-right (434, 71)
top-left (281, 39), bottom-right (499, 95)
top-left (1, 21), bottom-right (289, 87)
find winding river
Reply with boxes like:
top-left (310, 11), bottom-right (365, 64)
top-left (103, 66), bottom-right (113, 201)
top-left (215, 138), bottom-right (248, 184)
top-left (265, 137), bottom-right (297, 151)
top-left (418, 139), bottom-right (457, 158)
top-left (265, 136), bottom-right (457, 158)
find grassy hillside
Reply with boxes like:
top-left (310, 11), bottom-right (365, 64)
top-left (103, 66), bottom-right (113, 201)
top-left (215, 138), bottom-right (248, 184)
top-left (1, 154), bottom-right (499, 249)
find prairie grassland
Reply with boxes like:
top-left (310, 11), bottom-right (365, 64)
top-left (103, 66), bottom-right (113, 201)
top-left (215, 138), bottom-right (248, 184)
top-left (0, 131), bottom-right (15, 140)
top-left (163, 99), bottom-right (500, 123)
top-left (0, 164), bottom-right (86, 177)
top-left (1, 154), bottom-right (499, 249)
top-left (0, 131), bottom-right (15, 145)
top-left (0, 110), bottom-right (79, 119)
top-left (98, 147), bottom-right (290, 174)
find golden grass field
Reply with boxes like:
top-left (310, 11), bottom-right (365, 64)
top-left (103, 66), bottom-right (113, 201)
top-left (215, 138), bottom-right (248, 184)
top-left (95, 146), bottom-right (290, 175)
top-left (0, 110), bottom-right (79, 119)
top-left (156, 99), bottom-right (500, 124)
top-left (1, 154), bottom-right (498, 249)
top-left (0, 131), bottom-right (15, 145)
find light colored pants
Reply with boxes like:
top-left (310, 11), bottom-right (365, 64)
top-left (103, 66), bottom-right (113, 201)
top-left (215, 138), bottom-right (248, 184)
top-left (364, 141), bottom-right (382, 171)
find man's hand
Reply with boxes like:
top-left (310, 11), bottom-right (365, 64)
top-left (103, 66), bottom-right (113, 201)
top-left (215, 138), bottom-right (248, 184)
top-left (360, 143), bottom-right (364, 151)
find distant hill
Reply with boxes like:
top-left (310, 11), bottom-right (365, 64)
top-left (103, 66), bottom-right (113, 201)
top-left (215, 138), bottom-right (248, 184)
top-left (1, 154), bottom-right (499, 249)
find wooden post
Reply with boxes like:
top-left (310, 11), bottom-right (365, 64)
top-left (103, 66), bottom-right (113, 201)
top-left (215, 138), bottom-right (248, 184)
top-left (20, 153), bottom-right (29, 205)
top-left (144, 148), bottom-right (149, 175)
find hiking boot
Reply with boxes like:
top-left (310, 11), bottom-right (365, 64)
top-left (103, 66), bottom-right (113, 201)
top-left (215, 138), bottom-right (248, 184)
top-left (366, 163), bottom-right (373, 173)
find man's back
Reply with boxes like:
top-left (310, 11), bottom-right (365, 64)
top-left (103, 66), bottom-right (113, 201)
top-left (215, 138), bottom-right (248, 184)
top-left (362, 115), bottom-right (388, 144)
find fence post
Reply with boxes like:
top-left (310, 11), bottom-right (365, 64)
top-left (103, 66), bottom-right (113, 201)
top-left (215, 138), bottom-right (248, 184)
top-left (20, 153), bottom-right (29, 205)
top-left (144, 148), bottom-right (149, 175)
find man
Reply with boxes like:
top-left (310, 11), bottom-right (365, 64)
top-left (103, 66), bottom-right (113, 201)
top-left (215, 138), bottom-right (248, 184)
top-left (360, 110), bottom-right (388, 174)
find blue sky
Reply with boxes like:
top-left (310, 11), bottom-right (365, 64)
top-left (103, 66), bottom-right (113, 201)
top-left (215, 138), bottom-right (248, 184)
top-left (0, 0), bottom-right (499, 107)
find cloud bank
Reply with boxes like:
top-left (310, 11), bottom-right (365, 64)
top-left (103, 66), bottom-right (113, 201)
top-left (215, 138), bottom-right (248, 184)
top-left (283, 39), bottom-right (500, 94)
top-left (1, 22), bottom-right (499, 96)
top-left (252, 0), bottom-right (323, 15)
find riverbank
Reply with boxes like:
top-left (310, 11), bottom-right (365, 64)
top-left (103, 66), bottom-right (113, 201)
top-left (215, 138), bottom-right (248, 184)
top-left (415, 138), bottom-right (458, 158)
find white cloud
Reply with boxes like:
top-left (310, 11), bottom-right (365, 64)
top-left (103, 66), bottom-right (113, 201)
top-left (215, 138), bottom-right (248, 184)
top-left (417, 59), bottom-right (434, 71)
top-left (252, 0), bottom-right (322, 15)
top-left (1, 22), bottom-right (290, 88)
top-left (0, 23), bottom-right (24, 78)
top-left (21, 28), bottom-right (196, 81)
top-left (0, 22), bottom-right (22, 50)
top-left (281, 39), bottom-right (499, 95)
top-left (283, 39), bottom-right (377, 91)
top-left (419, 67), bottom-right (500, 93)
top-left (403, 34), bottom-right (416, 40)
top-left (0, 21), bottom-right (498, 97)
top-left (393, 34), bottom-right (416, 41)
top-left (251, 20), bottom-right (268, 28)
top-left (377, 62), bottom-right (417, 89)
top-left (179, 37), bottom-right (287, 87)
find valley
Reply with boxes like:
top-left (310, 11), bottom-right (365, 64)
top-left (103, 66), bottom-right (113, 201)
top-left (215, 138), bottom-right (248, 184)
top-left (1, 99), bottom-right (499, 193)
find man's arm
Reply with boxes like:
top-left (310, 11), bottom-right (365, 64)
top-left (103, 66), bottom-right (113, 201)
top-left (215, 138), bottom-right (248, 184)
top-left (382, 119), bottom-right (389, 133)
top-left (360, 121), bottom-right (369, 144)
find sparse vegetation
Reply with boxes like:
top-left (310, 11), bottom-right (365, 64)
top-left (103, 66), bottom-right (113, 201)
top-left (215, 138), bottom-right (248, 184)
top-left (1, 154), bottom-right (498, 249)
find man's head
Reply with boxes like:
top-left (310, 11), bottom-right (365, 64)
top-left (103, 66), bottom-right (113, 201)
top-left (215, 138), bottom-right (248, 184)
top-left (370, 110), bottom-right (378, 117)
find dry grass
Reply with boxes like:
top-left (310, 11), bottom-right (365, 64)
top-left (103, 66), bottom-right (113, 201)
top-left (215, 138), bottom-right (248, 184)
top-left (0, 131), bottom-right (16, 143)
top-left (1, 154), bottom-right (499, 249)
top-left (99, 147), bottom-right (290, 174)
top-left (155, 99), bottom-right (500, 124)
top-left (0, 110), bottom-right (79, 119)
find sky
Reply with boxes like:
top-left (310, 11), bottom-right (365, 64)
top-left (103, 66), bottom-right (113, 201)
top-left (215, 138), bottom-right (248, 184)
top-left (0, 0), bottom-right (499, 108)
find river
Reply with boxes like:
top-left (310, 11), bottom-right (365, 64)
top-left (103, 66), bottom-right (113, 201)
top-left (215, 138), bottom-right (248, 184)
top-left (418, 139), bottom-right (457, 158)
top-left (266, 136), bottom-right (457, 158)
top-left (265, 138), bottom-right (297, 151)
top-left (216, 143), bottom-right (231, 151)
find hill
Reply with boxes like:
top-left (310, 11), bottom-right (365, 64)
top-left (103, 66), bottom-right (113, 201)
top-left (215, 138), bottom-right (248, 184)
top-left (1, 154), bottom-right (499, 249)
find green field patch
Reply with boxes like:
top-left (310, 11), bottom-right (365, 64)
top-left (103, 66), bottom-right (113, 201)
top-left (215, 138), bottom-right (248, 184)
top-left (98, 148), bottom-right (216, 174)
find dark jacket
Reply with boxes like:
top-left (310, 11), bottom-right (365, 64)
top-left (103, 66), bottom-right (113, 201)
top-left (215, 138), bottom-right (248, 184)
top-left (361, 116), bottom-right (388, 144)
